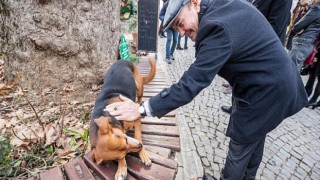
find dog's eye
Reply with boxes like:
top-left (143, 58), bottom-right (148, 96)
top-left (125, 138), bottom-right (128, 145)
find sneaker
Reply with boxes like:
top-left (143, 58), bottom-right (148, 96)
top-left (184, 46), bottom-right (188, 50)
top-left (170, 55), bottom-right (175, 60)
top-left (166, 58), bottom-right (172, 64)
top-left (176, 45), bottom-right (183, 50)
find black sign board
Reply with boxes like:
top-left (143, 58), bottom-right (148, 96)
top-left (138, 0), bottom-right (159, 52)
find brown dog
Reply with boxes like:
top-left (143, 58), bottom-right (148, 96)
top-left (89, 58), bottom-right (155, 180)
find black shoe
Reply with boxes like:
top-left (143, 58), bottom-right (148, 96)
top-left (170, 55), bottom-right (175, 60)
top-left (222, 83), bottom-right (230, 88)
top-left (312, 101), bottom-right (320, 109)
top-left (159, 34), bottom-right (166, 38)
top-left (176, 45), bottom-right (183, 50)
top-left (184, 46), bottom-right (188, 49)
top-left (203, 172), bottom-right (217, 180)
top-left (221, 106), bottom-right (232, 114)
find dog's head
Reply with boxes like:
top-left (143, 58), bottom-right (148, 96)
top-left (93, 116), bottom-right (142, 161)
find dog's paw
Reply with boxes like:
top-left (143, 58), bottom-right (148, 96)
top-left (115, 167), bottom-right (127, 180)
top-left (139, 149), bottom-right (152, 166)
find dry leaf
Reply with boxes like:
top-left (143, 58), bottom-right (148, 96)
top-left (45, 123), bottom-right (59, 146)
top-left (10, 136), bottom-right (28, 147)
top-left (6, 116), bottom-right (19, 127)
top-left (0, 118), bottom-right (6, 129)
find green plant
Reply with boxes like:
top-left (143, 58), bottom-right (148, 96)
top-left (0, 136), bottom-right (13, 176)
top-left (130, 53), bottom-right (139, 64)
top-left (64, 128), bottom-right (89, 155)
top-left (129, 16), bottom-right (137, 32)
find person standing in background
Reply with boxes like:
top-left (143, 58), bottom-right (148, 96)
top-left (159, 0), bottom-right (168, 38)
top-left (288, 0), bottom-right (320, 71)
top-left (286, 0), bottom-right (310, 50)
top-left (159, 0), bottom-right (178, 64)
top-left (176, 35), bottom-right (188, 50)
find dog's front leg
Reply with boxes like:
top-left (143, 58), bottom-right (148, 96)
top-left (115, 158), bottom-right (127, 180)
top-left (135, 120), bottom-right (152, 166)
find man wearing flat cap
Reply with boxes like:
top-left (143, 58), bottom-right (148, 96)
top-left (106, 0), bottom-right (308, 179)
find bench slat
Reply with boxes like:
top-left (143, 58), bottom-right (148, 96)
top-left (148, 151), bottom-right (178, 170)
top-left (141, 117), bottom-right (177, 126)
top-left (126, 155), bottom-right (176, 180)
top-left (83, 152), bottom-right (137, 180)
top-left (63, 157), bottom-right (95, 180)
top-left (138, 134), bottom-right (181, 152)
top-left (39, 167), bottom-right (64, 180)
top-left (144, 145), bottom-right (172, 158)
top-left (129, 124), bottom-right (179, 137)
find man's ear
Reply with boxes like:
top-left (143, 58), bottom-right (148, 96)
top-left (190, 0), bottom-right (200, 12)
top-left (94, 116), bottom-right (111, 134)
top-left (191, 0), bottom-right (198, 7)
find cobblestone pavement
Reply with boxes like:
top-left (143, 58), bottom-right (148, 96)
top-left (156, 37), bottom-right (320, 179)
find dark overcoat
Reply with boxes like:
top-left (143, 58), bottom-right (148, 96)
top-left (253, 0), bottom-right (292, 44)
top-left (149, 0), bottom-right (308, 143)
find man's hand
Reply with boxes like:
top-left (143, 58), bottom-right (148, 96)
top-left (104, 95), bottom-right (140, 121)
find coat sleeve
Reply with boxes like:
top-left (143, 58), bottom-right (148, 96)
top-left (149, 23), bottom-right (232, 118)
top-left (292, 6), bottom-right (319, 33)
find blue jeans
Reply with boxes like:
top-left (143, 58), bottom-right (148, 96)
top-left (178, 35), bottom-right (188, 47)
top-left (289, 37), bottom-right (314, 72)
top-left (165, 28), bottom-right (178, 59)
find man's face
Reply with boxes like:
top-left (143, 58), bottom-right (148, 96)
top-left (172, 3), bottom-right (199, 41)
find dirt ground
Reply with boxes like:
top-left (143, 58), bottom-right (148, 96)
top-left (0, 54), bottom-right (102, 178)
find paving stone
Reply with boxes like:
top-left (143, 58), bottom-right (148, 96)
top-left (201, 157), bottom-right (211, 167)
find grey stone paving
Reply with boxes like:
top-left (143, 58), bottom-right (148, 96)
top-left (155, 37), bottom-right (320, 179)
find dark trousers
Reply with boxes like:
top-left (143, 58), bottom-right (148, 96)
top-left (159, 20), bottom-right (165, 36)
top-left (221, 135), bottom-right (266, 180)
top-left (305, 55), bottom-right (320, 102)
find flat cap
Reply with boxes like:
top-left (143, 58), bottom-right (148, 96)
top-left (163, 0), bottom-right (190, 32)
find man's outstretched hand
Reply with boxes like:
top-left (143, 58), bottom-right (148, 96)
top-left (104, 95), bottom-right (140, 121)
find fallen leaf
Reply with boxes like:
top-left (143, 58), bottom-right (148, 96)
top-left (45, 123), bottom-right (59, 146)
top-left (0, 118), bottom-right (6, 129)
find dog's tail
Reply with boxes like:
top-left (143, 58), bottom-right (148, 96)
top-left (143, 57), bottom-right (156, 84)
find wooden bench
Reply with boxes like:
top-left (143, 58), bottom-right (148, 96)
top-left (28, 59), bottom-right (181, 180)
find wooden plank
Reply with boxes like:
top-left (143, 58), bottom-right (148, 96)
top-left (144, 84), bottom-right (168, 89)
top-left (143, 92), bottom-right (160, 97)
top-left (141, 117), bottom-right (177, 126)
top-left (144, 145), bottom-right (172, 158)
top-left (63, 157), bottom-right (95, 180)
top-left (130, 151), bottom-right (177, 170)
top-left (126, 155), bottom-right (176, 180)
top-left (128, 133), bottom-right (180, 152)
top-left (143, 124), bottom-right (179, 136)
top-left (143, 89), bottom-right (163, 93)
top-left (129, 124), bottom-right (179, 137)
top-left (83, 152), bottom-right (136, 180)
top-left (146, 81), bottom-right (168, 85)
top-left (143, 87), bottom-right (165, 92)
top-left (147, 151), bottom-right (178, 170)
top-left (39, 166), bottom-right (64, 180)
top-left (164, 111), bottom-right (176, 117)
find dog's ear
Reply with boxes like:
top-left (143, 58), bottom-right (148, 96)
top-left (94, 117), bottom-right (111, 134)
